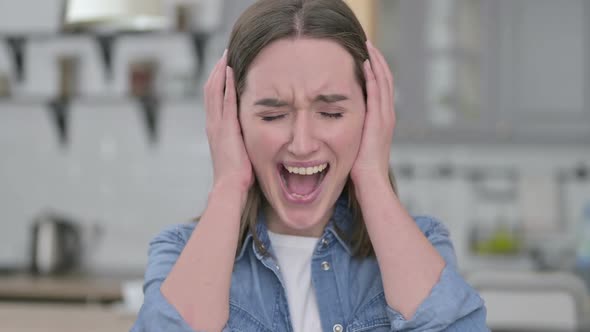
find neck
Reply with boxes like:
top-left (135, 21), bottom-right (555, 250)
top-left (264, 204), bottom-right (334, 237)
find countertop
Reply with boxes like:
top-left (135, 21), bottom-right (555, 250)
top-left (0, 273), bottom-right (130, 303)
top-left (0, 273), bottom-right (139, 331)
top-left (0, 303), bottom-right (136, 332)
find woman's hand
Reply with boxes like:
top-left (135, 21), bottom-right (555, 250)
top-left (350, 41), bottom-right (396, 187)
top-left (161, 51), bottom-right (250, 329)
top-left (204, 50), bottom-right (253, 194)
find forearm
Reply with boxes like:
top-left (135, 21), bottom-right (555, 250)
top-left (355, 174), bottom-right (445, 320)
top-left (161, 181), bottom-right (246, 331)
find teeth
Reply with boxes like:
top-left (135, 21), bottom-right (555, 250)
top-left (284, 163), bottom-right (328, 175)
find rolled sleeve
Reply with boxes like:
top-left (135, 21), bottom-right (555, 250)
top-left (386, 216), bottom-right (489, 332)
top-left (130, 224), bottom-right (231, 332)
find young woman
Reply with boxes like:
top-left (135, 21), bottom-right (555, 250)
top-left (131, 0), bottom-right (488, 331)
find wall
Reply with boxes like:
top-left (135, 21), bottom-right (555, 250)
top-left (1, 0), bottom-right (589, 276)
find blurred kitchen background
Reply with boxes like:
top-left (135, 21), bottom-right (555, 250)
top-left (0, 0), bottom-right (589, 331)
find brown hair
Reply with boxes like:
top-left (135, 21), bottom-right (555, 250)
top-left (220, 0), bottom-right (397, 258)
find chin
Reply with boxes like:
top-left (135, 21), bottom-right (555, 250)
top-left (264, 181), bottom-right (345, 236)
top-left (275, 204), bottom-right (330, 233)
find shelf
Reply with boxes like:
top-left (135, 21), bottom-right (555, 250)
top-left (0, 30), bottom-right (207, 95)
top-left (0, 95), bottom-right (202, 106)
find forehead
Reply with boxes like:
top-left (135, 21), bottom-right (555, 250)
top-left (243, 38), bottom-right (358, 99)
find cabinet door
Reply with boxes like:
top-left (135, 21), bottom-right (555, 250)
top-left (495, 0), bottom-right (590, 144)
top-left (378, 0), bottom-right (590, 145)
top-left (378, 0), bottom-right (495, 144)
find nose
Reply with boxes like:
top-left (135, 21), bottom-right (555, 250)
top-left (287, 111), bottom-right (319, 158)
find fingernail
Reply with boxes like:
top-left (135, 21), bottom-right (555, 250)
top-left (223, 49), bottom-right (228, 57)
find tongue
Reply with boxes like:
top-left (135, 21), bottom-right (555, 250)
top-left (285, 173), bottom-right (320, 195)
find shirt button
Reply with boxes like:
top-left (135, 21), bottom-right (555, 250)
top-left (333, 324), bottom-right (343, 332)
top-left (321, 238), bottom-right (329, 248)
top-left (321, 261), bottom-right (331, 271)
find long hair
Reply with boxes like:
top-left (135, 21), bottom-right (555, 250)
top-left (205, 0), bottom-right (398, 258)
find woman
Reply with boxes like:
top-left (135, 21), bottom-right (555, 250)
top-left (132, 0), bottom-right (488, 331)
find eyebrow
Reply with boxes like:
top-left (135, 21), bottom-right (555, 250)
top-left (314, 94), bottom-right (349, 103)
top-left (254, 98), bottom-right (289, 107)
top-left (253, 94), bottom-right (349, 107)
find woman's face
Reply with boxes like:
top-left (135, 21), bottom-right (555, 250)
top-left (239, 37), bottom-right (365, 236)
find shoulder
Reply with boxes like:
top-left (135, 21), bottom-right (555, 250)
top-left (412, 215), bottom-right (451, 239)
top-left (141, 223), bottom-right (199, 288)
top-left (149, 222), bottom-right (197, 249)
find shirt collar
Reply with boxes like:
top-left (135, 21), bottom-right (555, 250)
top-left (235, 212), bottom-right (269, 261)
top-left (235, 193), bottom-right (355, 261)
top-left (324, 193), bottom-right (355, 255)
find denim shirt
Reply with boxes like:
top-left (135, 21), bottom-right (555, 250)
top-left (131, 197), bottom-right (488, 332)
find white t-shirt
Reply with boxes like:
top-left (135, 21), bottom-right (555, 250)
top-left (267, 230), bottom-right (322, 332)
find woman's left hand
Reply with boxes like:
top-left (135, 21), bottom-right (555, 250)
top-left (350, 41), bottom-right (396, 186)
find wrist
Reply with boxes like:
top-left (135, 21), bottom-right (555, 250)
top-left (353, 171), bottom-right (394, 202)
top-left (352, 170), bottom-right (390, 190)
top-left (210, 179), bottom-right (250, 211)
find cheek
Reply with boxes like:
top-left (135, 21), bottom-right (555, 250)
top-left (241, 118), bottom-right (283, 169)
top-left (323, 115), bottom-right (364, 162)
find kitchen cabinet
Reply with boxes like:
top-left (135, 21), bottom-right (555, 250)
top-left (377, 0), bottom-right (590, 145)
top-left (494, 0), bottom-right (590, 144)
top-left (378, 0), bottom-right (495, 144)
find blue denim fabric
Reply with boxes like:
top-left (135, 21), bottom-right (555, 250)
top-left (131, 197), bottom-right (488, 331)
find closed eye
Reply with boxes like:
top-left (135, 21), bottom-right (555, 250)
top-left (261, 112), bottom-right (342, 121)
top-left (261, 114), bottom-right (287, 122)
top-left (320, 112), bottom-right (343, 119)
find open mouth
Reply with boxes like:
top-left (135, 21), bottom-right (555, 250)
top-left (278, 162), bottom-right (330, 204)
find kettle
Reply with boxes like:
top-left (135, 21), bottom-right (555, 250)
top-left (30, 211), bottom-right (81, 275)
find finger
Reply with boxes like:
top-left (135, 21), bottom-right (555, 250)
top-left (374, 49), bottom-right (396, 125)
top-left (368, 42), bottom-right (394, 99)
top-left (209, 50), bottom-right (228, 121)
top-left (369, 43), bottom-right (396, 129)
top-left (205, 50), bottom-right (227, 121)
top-left (205, 50), bottom-right (226, 89)
top-left (223, 66), bottom-right (238, 122)
top-left (366, 42), bottom-right (389, 120)
top-left (204, 49), bottom-right (227, 102)
top-left (364, 59), bottom-right (379, 121)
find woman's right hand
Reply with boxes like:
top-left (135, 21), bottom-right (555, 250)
top-left (204, 50), bottom-right (253, 194)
